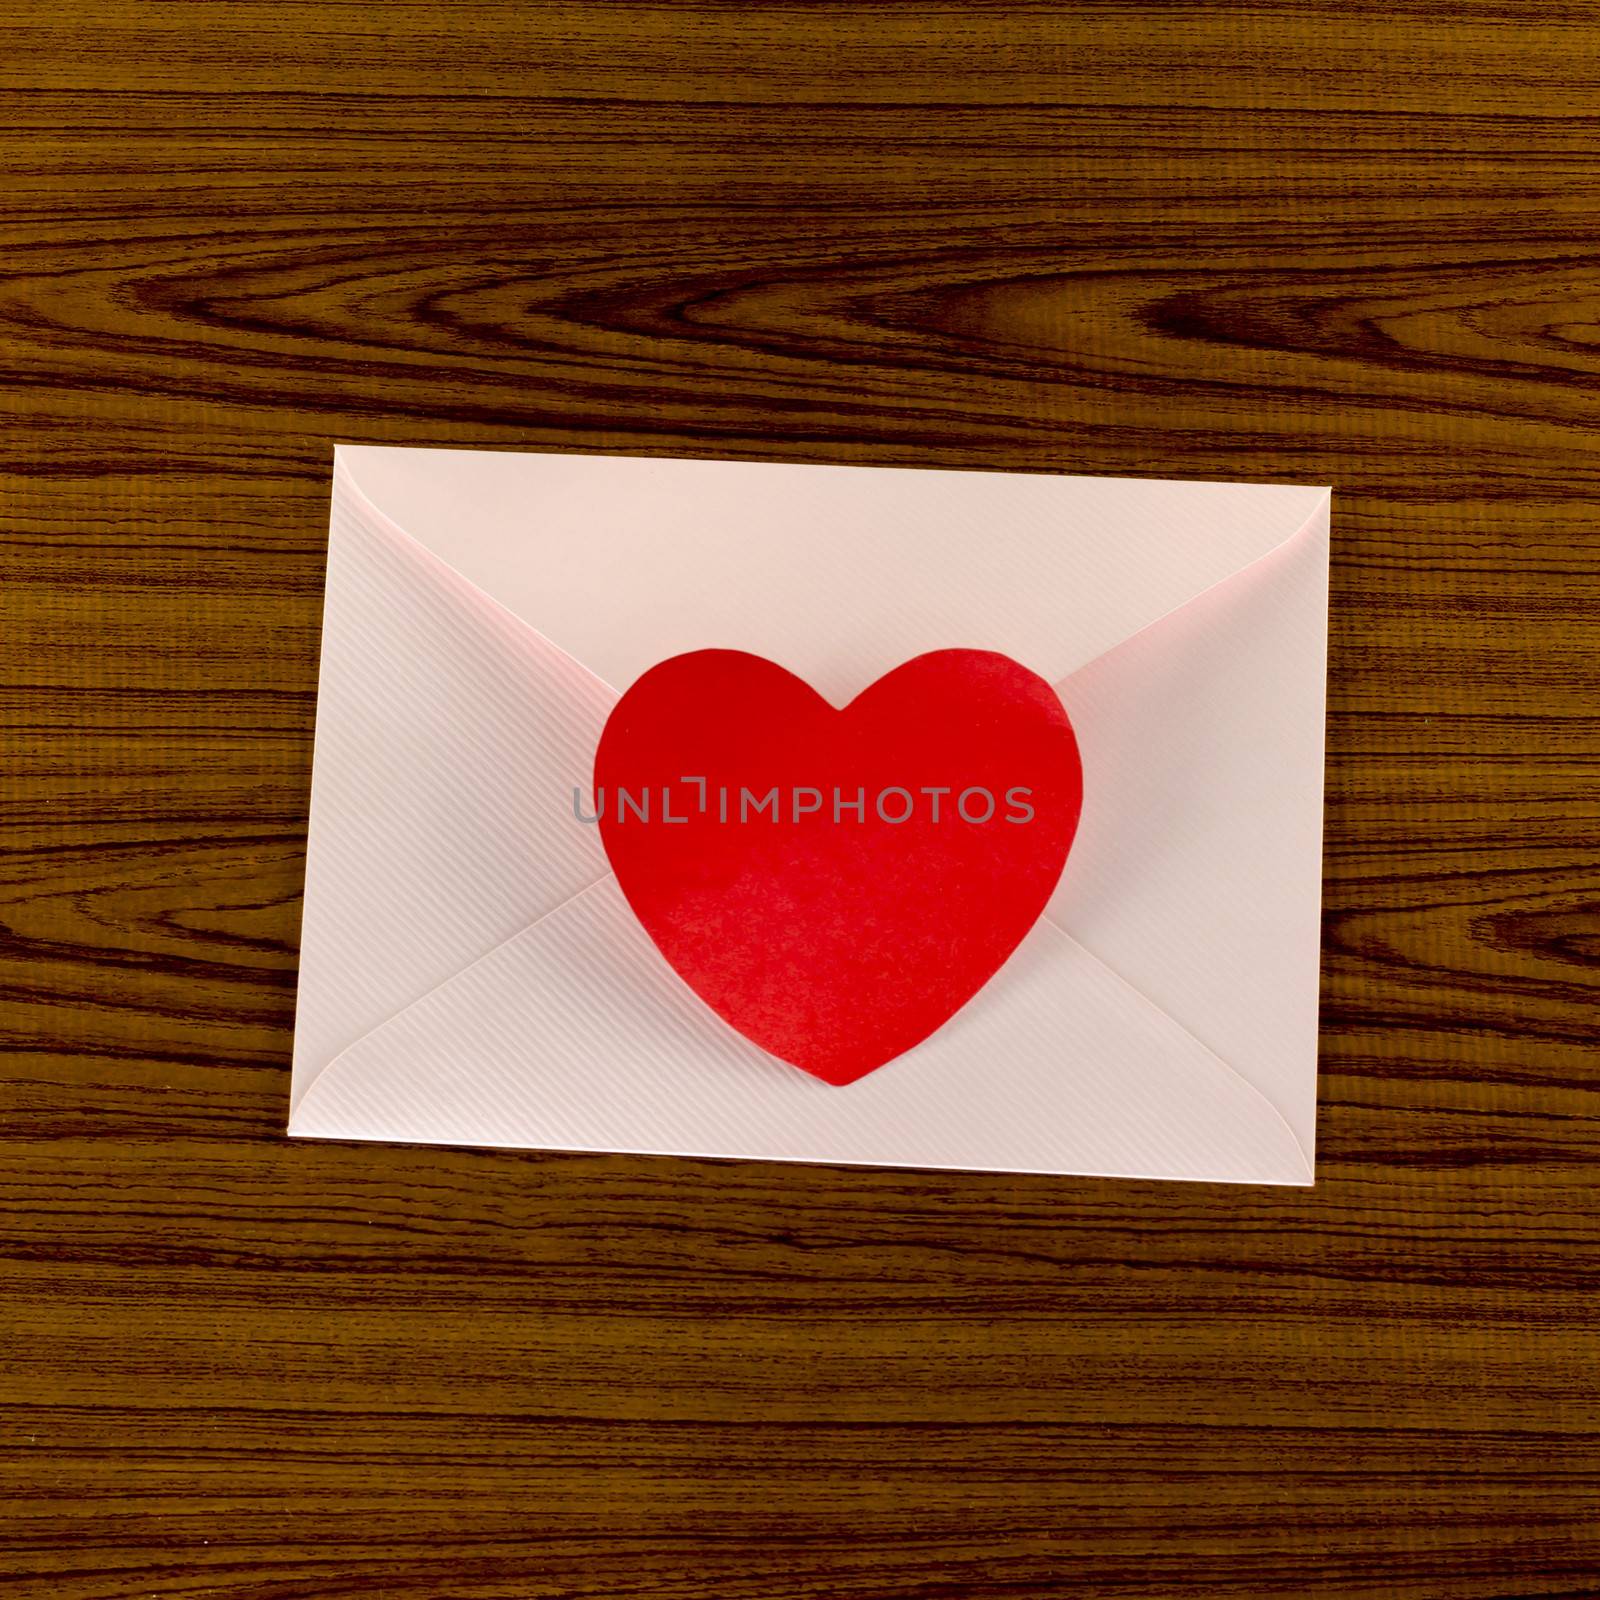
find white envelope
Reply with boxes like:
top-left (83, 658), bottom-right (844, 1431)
top-left (289, 446), bottom-right (1329, 1185)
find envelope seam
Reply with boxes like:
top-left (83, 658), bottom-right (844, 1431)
top-left (300, 887), bottom-right (1311, 1183)
top-left (333, 449), bottom-right (626, 699)
top-left (294, 456), bottom-right (624, 1117)
top-left (1036, 912), bottom-right (1313, 1183)
top-left (293, 871), bottom-right (620, 1127)
top-left (1052, 489), bottom-right (1331, 690)
top-left (1040, 493), bottom-right (1329, 1184)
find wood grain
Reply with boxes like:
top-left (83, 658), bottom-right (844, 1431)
top-left (3, 3), bottom-right (1599, 1596)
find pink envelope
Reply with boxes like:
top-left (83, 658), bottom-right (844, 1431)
top-left (290, 447), bottom-right (1329, 1184)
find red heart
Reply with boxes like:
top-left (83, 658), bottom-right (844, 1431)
top-left (593, 649), bottom-right (1082, 1085)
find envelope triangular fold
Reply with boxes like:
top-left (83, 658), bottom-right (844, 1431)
top-left (291, 877), bottom-right (1312, 1184)
top-left (336, 446), bottom-right (1330, 703)
top-left (291, 465), bottom-right (616, 1112)
top-left (1048, 497), bottom-right (1328, 1165)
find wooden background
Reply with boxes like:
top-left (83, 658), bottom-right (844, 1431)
top-left (3, 3), bottom-right (1598, 1595)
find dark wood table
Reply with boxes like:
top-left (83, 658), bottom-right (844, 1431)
top-left (4, 4), bottom-right (1598, 1596)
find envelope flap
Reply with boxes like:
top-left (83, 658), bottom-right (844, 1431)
top-left (1049, 500), bottom-right (1330, 1162)
top-left (337, 446), bottom-right (1329, 701)
top-left (292, 467), bottom-right (616, 1114)
top-left (292, 875), bottom-right (1313, 1185)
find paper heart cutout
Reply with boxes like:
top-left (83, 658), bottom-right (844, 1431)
top-left (593, 649), bottom-right (1082, 1085)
